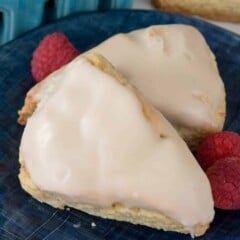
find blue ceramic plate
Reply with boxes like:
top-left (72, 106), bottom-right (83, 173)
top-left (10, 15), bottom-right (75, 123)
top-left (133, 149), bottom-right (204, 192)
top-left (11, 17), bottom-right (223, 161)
top-left (0, 10), bottom-right (240, 240)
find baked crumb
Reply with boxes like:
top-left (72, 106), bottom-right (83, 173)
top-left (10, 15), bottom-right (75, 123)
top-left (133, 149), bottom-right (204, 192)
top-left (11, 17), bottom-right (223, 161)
top-left (73, 222), bottom-right (81, 228)
top-left (91, 222), bottom-right (96, 228)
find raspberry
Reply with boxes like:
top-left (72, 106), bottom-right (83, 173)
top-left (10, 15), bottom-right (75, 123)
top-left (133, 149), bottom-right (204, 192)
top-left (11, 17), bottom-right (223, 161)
top-left (31, 32), bottom-right (80, 82)
top-left (197, 131), bottom-right (240, 171)
top-left (206, 157), bottom-right (240, 209)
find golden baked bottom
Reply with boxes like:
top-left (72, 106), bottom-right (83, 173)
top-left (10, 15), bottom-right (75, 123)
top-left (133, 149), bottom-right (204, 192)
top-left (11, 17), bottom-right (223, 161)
top-left (18, 53), bottom-right (210, 236)
top-left (152, 0), bottom-right (240, 22)
top-left (19, 164), bottom-right (208, 236)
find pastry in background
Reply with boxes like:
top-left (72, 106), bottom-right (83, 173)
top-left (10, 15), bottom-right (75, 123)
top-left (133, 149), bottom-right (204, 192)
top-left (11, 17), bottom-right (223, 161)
top-left (152, 0), bottom-right (240, 22)
top-left (18, 53), bottom-right (214, 236)
top-left (88, 24), bottom-right (226, 150)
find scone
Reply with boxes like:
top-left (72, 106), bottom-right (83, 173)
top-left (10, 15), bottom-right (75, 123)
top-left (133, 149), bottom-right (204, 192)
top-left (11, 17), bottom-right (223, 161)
top-left (152, 0), bottom-right (240, 22)
top-left (87, 24), bottom-right (226, 150)
top-left (18, 53), bottom-right (214, 236)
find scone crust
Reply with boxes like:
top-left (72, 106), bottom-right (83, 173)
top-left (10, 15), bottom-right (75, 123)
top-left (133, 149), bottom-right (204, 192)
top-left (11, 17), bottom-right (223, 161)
top-left (19, 164), bottom-right (208, 236)
top-left (152, 0), bottom-right (240, 22)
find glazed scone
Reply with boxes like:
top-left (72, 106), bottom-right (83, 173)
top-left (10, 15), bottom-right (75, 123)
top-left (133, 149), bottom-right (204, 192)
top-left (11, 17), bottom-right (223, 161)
top-left (18, 53), bottom-right (214, 236)
top-left (87, 24), bottom-right (226, 150)
top-left (152, 0), bottom-right (240, 22)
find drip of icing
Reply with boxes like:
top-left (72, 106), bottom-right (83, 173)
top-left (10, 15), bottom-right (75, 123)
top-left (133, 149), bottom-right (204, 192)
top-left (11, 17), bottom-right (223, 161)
top-left (20, 56), bottom-right (214, 233)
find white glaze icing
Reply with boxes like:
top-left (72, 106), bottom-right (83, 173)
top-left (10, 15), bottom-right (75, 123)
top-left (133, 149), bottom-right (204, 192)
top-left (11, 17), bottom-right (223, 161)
top-left (20, 56), bottom-right (214, 232)
top-left (88, 24), bottom-right (225, 130)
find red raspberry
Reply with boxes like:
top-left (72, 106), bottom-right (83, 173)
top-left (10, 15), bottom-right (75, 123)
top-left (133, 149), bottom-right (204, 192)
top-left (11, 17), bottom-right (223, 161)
top-left (31, 32), bottom-right (80, 82)
top-left (206, 157), bottom-right (240, 209)
top-left (197, 131), bottom-right (240, 171)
